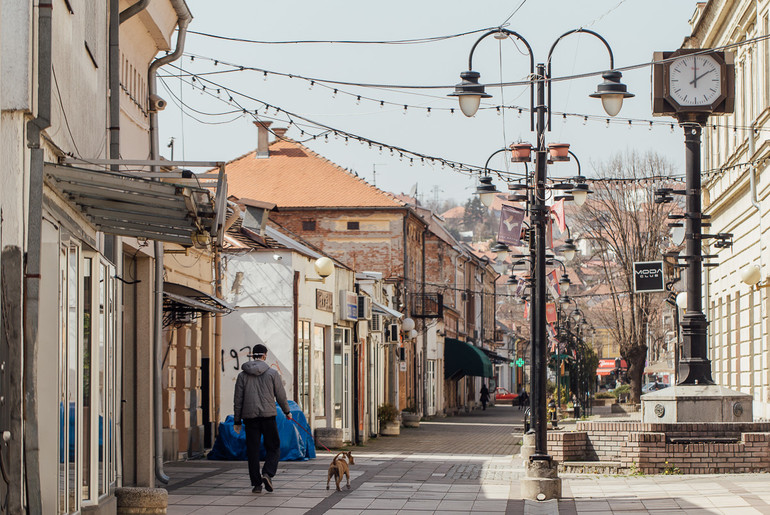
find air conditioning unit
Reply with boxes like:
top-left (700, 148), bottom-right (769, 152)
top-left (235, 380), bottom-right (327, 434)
top-left (385, 323), bottom-right (398, 342)
top-left (370, 313), bottom-right (382, 332)
top-left (357, 295), bottom-right (372, 320)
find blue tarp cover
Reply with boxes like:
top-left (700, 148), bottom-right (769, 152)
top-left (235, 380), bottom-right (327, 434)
top-left (208, 400), bottom-right (316, 461)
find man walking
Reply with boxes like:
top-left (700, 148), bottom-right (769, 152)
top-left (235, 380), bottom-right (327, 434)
top-left (234, 344), bottom-right (292, 493)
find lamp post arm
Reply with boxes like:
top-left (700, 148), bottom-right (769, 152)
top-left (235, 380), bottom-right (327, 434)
top-left (546, 28), bottom-right (616, 130)
top-left (483, 147), bottom-right (511, 177)
top-left (567, 150), bottom-right (582, 177)
top-left (467, 28), bottom-right (535, 131)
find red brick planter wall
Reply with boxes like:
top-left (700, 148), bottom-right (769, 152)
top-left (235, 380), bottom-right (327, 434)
top-left (547, 422), bottom-right (770, 474)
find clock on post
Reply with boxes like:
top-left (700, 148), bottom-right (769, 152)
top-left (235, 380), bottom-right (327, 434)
top-left (652, 49), bottom-right (734, 123)
top-left (648, 48), bottom-right (735, 390)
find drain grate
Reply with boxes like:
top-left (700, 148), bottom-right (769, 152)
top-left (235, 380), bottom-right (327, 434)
top-left (445, 463), bottom-right (517, 481)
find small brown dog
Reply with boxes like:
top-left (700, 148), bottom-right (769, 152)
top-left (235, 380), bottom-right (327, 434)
top-left (326, 451), bottom-right (354, 491)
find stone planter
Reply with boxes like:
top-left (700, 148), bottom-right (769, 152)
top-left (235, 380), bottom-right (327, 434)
top-left (379, 421), bottom-right (400, 436)
top-left (314, 427), bottom-right (344, 449)
top-left (401, 412), bottom-right (420, 428)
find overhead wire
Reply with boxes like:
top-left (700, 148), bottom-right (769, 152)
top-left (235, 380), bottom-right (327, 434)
top-left (186, 26), bottom-right (498, 45)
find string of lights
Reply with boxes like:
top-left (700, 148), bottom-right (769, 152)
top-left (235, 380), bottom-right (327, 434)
top-left (162, 67), bottom-right (762, 185)
top-left (179, 32), bottom-right (770, 91)
top-left (167, 54), bottom-right (770, 135)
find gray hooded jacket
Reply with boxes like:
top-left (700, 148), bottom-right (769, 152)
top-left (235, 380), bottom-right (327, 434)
top-left (233, 360), bottom-right (290, 423)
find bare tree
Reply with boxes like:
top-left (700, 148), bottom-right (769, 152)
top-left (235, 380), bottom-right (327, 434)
top-left (571, 151), bottom-right (677, 403)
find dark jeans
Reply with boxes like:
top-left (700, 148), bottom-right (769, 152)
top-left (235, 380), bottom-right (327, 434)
top-left (244, 416), bottom-right (280, 486)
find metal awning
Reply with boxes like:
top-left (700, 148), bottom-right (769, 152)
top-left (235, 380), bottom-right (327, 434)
top-left (444, 338), bottom-right (494, 379)
top-left (45, 162), bottom-right (224, 247)
top-left (372, 299), bottom-right (403, 319)
top-left (480, 347), bottom-right (512, 364)
top-left (163, 282), bottom-right (233, 326)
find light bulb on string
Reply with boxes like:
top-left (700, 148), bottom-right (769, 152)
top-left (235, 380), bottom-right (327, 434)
top-left (380, 101), bottom-right (384, 109)
top-left (345, 137), bottom-right (349, 146)
top-left (308, 81), bottom-right (314, 91)
top-left (324, 134), bottom-right (329, 143)
top-left (563, 113), bottom-right (567, 125)
top-left (333, 89), bottom-right (338, 98)
top-left (379, 146), bottom-right (383, 155)
top-left (213, 60), bottom-right (218, 66)
top-left (263, 71), bottom-right (267, 81)
top-left (583, 116), bottom-right (588, 126)
top-left (649, 121), bottom-right (653, 131)
top-left (518, 109), bottom-right (523, 118)
top-left (427, 108), bottom-right (432, 118)
top-left (606, 119), bottom-right (610, 128)
top-left (628, 120), bottom-right (632, 130)
top-left (670, 124), bottom-right (675, 133)
top-left (403, 105), bottom-right (408, 115)
top-left (496, 107), bottom-right (501, 116)
top-left (410, 158), bottom-right (414, 167)
top-left (450, 108), bottom-right (455, 115)
top-left (356, 96), bottom-right (361, 105)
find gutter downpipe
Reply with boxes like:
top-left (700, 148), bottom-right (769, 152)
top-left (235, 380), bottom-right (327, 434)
top-left (148, 3), bottom-right (191, 485)
top-left (24, 2), bottom-right (53, 513)
top-left (119, 0), bottom-right (150, 24)
top-left (109, 0), bottom-right (123, 486)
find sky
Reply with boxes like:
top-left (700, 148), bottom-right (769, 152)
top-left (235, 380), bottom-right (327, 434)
top-left (158, 0), bottom-right (700, 205)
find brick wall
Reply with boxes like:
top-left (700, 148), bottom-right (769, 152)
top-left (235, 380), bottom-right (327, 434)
top-left (548, 421), bottom-right (770, 474)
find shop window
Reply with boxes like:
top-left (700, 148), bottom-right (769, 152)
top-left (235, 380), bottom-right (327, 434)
top-left (297, 320), bottom-right (311, 417)
top-left (312, 325), bottom-right (326, 417)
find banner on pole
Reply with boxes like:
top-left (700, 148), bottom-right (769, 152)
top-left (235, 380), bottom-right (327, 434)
top-left (497, 204), bottom-right (525, 246)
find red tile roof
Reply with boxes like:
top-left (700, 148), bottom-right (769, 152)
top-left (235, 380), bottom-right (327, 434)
top-left (441, 206), bottom-right (465, 219)
top-left (220, 139), bottom-right (405, 209)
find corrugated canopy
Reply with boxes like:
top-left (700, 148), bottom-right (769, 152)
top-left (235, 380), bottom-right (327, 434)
top-left (444, 338), bottom-right (494, 379)
top-left (372, 300), bottom-right (402, 319)
top-left (44, 163), bottom-right (218, 246)
top-left (163, 282), bottom-right (233, 327)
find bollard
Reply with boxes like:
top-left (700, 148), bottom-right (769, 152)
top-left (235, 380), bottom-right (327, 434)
top-left (115, 487), bottom-right (168, 515)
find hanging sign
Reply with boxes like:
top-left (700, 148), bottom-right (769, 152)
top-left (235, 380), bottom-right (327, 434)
top-left (633, 261), bottom-right (665, 292)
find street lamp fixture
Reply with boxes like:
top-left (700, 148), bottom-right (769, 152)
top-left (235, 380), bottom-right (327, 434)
top-left (491, 242), bottom-right (511, 262)
top-left (448, 70), bottom-right (492, 117)
top-left (476, 175), bottom-right (500, 207)
top-left (589, 70), bottom-right (634, 117)
top-left (559, 239), bottom-right (577, 262)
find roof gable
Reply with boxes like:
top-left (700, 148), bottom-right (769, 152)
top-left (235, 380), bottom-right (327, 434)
top-left (222, 138), bottom-right (405, 209)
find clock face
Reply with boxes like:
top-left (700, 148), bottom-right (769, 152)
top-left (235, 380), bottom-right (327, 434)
top-left (668, 54), bottom-right (722, 107)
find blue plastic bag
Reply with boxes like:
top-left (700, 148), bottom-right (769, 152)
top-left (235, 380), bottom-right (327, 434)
top-left (208, 400), bottom-right (316, 461)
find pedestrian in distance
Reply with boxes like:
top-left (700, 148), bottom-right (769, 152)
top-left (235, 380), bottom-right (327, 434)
top-left (233, 344), bottom-right (292, 494)
top-left (518, 389), bottom-right (529, 411)
top-left (480, 383), bottom-right (490, 410)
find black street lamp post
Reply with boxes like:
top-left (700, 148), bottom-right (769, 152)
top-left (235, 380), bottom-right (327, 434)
top-left (450, 28), bottom-right (632, 482)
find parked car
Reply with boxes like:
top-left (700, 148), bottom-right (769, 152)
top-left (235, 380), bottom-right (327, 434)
top-left (641, 381), bottom-right (670, 393)
top-left (494, 387), bottom-right (519, 403)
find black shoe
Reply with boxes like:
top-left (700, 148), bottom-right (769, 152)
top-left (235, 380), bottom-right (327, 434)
top-left (252, 484), bottom-right (262, 493)
top-left (262, 474), bottom-right (273, 492)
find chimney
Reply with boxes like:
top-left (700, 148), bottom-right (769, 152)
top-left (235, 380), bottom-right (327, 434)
top-left (255, 120), bottom-right (272, 159)
top-left (273, 127), bottom-right (289, 140)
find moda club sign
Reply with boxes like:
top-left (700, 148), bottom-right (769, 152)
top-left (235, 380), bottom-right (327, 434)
top-left (633, 261), bottom-right (665, 293)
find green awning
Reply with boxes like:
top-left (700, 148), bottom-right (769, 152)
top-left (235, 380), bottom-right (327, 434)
top-left (444, 338), bottom-right (494, 379)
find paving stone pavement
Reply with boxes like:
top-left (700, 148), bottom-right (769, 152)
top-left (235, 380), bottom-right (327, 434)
top-left (165, 405), bottom-right (770, 514)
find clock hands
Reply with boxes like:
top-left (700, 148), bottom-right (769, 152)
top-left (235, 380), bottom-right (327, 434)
top-left (690, 68), bottom-right (715, 86)
top-left (693, 57), bottom-right (698, 88)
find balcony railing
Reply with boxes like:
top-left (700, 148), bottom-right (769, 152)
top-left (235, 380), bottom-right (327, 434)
top-left (409, 292), bottom-right (444, 319)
